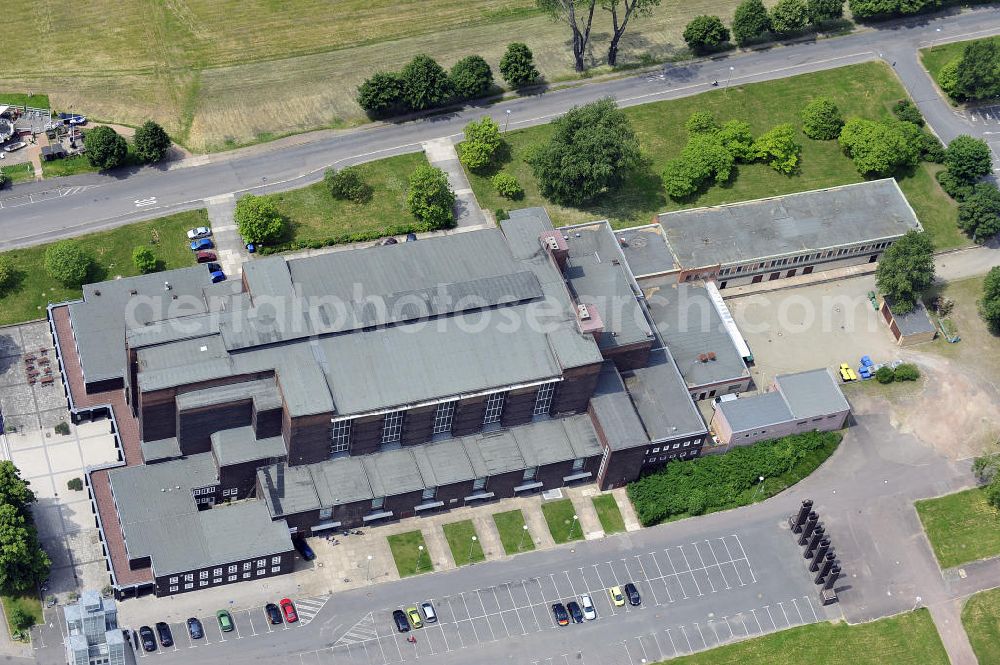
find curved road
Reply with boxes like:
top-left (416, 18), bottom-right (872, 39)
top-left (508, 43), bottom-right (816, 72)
top-left (2, 8), bottom-right (999, 251)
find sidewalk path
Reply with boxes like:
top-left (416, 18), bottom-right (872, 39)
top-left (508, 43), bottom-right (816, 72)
top-left (928, 599), bottom-right (978, 665)
top-left (204, 193), bottom-right (247, 277)
top-left (421, 138), bottom-right (488, 229)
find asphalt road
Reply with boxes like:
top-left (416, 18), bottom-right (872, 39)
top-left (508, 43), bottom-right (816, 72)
top-left (2, 9), bottom-right (999, 251)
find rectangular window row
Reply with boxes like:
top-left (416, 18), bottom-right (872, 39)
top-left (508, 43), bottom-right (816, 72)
top-left (330, 419), bottom-right (352, 454)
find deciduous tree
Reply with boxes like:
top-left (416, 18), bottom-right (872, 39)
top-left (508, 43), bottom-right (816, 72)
top-left (602, 0), bottom-right (662, 66)
top-left (407, 165), bottom-right (456, 229)
top-left (131, 246), bottom-right (157, 274)
top-left (979, 266), bottom-right (1000, 333)
top-left (800, 97), bottom-right (843, 140)
top-left (684, 111), bottom-right (720, 135)
top-left (234, 194), bottom-right (286, 245)
top-left (876, 230), bottom-right (935, 314)
top-left (537, 0), bottom-right (598, 72)
top-left (357, 72), bottom-right (406, 118)
top-left (958, 183), bottom-right (1000, 242)
top-left (0, 503), bottom-right (51, 596)
top-left (400, 55), bottom-right (453, 111)
top-left (732, 0), bottom-right (771, 46)
top-left (944, 135), bottom-right (993, 183)
top-left (955, 39), bottom-right (1000, 102)
top-left (83, 125), bottom-right (128, 170)
top-left (499, 43), bottom-right (540, 88)
top-left (717, 120), bottom-right (755, 161)
top-left (683, 15), bottom-right (730, 54)
top-left (324, 167), bottom-right (372, 204)
top-left (44, 241), bottom-right (94, 287)
top-left (132, 120), bottom-right (171, 163)
top-left (0, 256), bottom-right (16, 293)
top-left (806, 0), bottom-right (844, 23)
top-left (838, 118), bottom-right (920, 176)
top-left (751, 123), bottom-right (800, 174)
top-left (0, 462), bottom-right (35, 512)
top-left (769, 0), bottom-right (808, 36)
top-left (450, 56), bottom-right (494, 100)
top-left (460, 117), bottom-right (503, 171)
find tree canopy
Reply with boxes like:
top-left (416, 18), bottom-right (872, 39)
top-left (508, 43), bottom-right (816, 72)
top-left (751, 123), bottom-right (801, 174)
top-left (499, 43), bottom-right (540, 88)
top-left (528, 98), bottom-right (641, 206)
top-left (450, 56), bottom-right (494, 100)
top-left (979, 266), bottom-right (1000, 333)
top-left (83, 125), bottom-right (128, 170)
top-left (131, 246), bottom-right (157, 274)
top-left (0, 462), bottom-right (49, 596)
top-left (769, 0), bottom-right (808, 36)
top-left (459, 117), bottom-right (503, 171)
top-left (407, 165), bottom-right (456, 229)
top-left (800, 97), bottom-right (843, 140)
top-left (324, 167), bottom-right (372, 204)
top-left (357, 71), bottom-right (406, 118)
top-left (537, 0), bottom-right (598, 72)
top-left (602, 0), bottom-right (662, 66)
top-left (44, 241), bottom-right (94, 287)
top-left (838, 118), bottom-right (920, 176)
top-left (955, 39), bottom-right (1000, 102)
top-left (944, 135), bottom-right (994, 183)
top-left (732, 0), bottom-right (771, 46)
top-left (401, 55), bottom-right (453, 111)
top-left (876, 230), bottom-right (935, 314)
top-left (958, 183), bottom-right (1000, 243)
top-left (848, 0), bottom-right (940, 20)
top-left (234, 194), bottom-right (286, 245)
top-left (132, 120), bottom-right (171, 163)
top-left (806, 0), bottom-right (844, 22)
top-left (683, 15), bottom-right (730, 54)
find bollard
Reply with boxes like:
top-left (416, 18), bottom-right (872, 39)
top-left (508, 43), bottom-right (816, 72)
top-left (804, 526), bottom-right (825, 558)
top-left (814, 553), bottom-right (836, 584)
top-left (823, 565), bottom-right (841, 591)
top-left (810, 539), bottom-right (831, 572)
top-left (790, 499), bottom-right (814, 534)
top-left (798, 512), bottom-right (819, 546)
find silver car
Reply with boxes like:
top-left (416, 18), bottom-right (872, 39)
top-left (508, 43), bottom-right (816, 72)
top-left (420, 601), bottom-right (437, 624)
top-left (580, 594), bottom-right (597, 620)
top-left (186, 226), bottom-right (212, 239)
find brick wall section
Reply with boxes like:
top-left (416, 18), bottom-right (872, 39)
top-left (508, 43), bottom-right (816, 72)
top-left (89, 469), bottom-right (152, 585)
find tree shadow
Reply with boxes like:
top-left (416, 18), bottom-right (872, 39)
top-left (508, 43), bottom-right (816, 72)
top-left (0, 267), bottom-right (26, 299)
top-left (572, 158), bottom-right (667, 223)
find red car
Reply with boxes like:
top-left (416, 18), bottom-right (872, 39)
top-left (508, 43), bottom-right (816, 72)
top-left (280, 598), bottom-right (298, 623)
top-left (195, 251), bottom-right (217, 263)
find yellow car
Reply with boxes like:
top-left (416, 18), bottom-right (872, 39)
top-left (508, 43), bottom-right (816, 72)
top-left (406, 607), bottom-right (423, 629)
top-left (609, 586), bottom-right (625, 607)
top-left (839, 363), bottom-right (857, 382)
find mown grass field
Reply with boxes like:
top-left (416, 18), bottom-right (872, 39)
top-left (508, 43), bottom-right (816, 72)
top-left (442, 520), bottom-right (485, 566)
top-left (387, 530), bottom-right (433, 577)
top-left (660, 610), bottom-right (947, 665)
top-left (541, 499), bottom-right (583, 544)
top-left (0, 210), bottom-right (205, 326)
top-left (920, 36), bottom-right (1000, 94)
top-left (962, 587), bottom-right (1000, 665)
top-left (0, 0), bottom-right (756, 151)
top-left (1, 162), bottom-right (35, 184)
top-left (466, 62), bottom-right (964, 249)
top-left (915, 487), bottom-right (1000, 569)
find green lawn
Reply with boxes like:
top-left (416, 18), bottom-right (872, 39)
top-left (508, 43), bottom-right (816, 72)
top-left (961, 587), bottom-right (1000, 665)
top-left (920, 36), bottom-right (1000, 98)
top-left (1, 162), bottom-right (35, 184)
top-left (40, 154), bottom-right (100, 178)
top-left (442, 520), bottom-right (485, 566)
top-left (492, 509), bottom-right (534, 555)
top-left (1, 595), bottom-right (43, 641)
top-left (0, 209), bottom-right (206, 326)
top-left (915, 487), bottom-right (1000, 569)
top-left (265, 151), bottom-right (430, 252)
top-left (386, 530), bottom-right (434, 577)
top-left (466, 61), bottom-right (964, 250)
top-left (541, 499), bottom-right (583, 544)
top-left (659, 610), bottom-right (947, 665)
top-left (592, 494), bottom-right (626, 535)
top-left (0, 93), bottom-right (50, 108)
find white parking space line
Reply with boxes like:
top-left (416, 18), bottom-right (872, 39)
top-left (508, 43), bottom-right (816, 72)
top-left (704, 539), bottom-right (732, 590)
top-left (676, 546), bottom-right (703, 597)
top-left (708, 620), bottom-right (721, 644)
top-left (691, 543), bottom-right (717, 593)
top-left (665, 627), bottom-right (680, 656)
top-left (791, 598), bottom-right (805, 624)
top-left (476, 589), bottom-right (497, 642)
top-left (632, 555), bottom-right (662, 606)
top-left (662, 549), bottom-right (689, 599)
top-left (805, 595), bottom-right (820, 622)
top-left (693, 621), bottom-right (708, 649)
top-left (459, 592), bottom-right (482, 643)
top-left (731, 535), bottom-right (757, 584)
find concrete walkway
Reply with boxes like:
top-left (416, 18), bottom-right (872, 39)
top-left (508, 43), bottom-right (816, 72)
top-left (204, 193), bottom-right (247, 277)
top-left (928, 599), bottom-right (978, 665)
top-left (422, 138), bottom-right (488, 229)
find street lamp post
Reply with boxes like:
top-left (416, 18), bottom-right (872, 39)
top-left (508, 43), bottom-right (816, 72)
top-left (725, 66), bottom-right (735, 92)
top-left (752, 476), bottom-right (766, 500)
top-left (567, 514), bottom-right (579, 541)
top-left (366, 554), bottom-right (373, 583)
top-left (415, 545), bottom-right (425, 574)
top-left (518, 524), bottom-right (529, 551)
top-left (468, 535), bottom-right (478, 563)
top-left (504, 109), bottom-right (512, 133)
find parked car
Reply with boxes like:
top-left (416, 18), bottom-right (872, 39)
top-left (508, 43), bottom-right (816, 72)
top-left (624, 582), bottom-right (641, 606)
top-left (216, 610), bottom-right (234, 632)
top-left (154, 622), bottom-right (173, 647)
top-left (195, 250), bottom-right (217, 263)
top-left (190, 238), bottom-right (214, 251)
top-left (420, 601), bottom-right (437, 624)
top-left (210, 270), bottom-right (226, 283)
top-left (552, 603), bottom-right (570, 626)
top-left (138, 626), bottom-right (156, 652)
top-left (186, 227), bottom-right (212, 239)
top-left (265, 603), bottom-right (283, 625)
top-left (405, 232), bottom-right (418, 242)
top-left (580, 594), bottom-right (597, 620)
top-left (295, 539), bottom-right (316, 561)
top-left (4, 142), bottom-right (27, 153)
top-left (566, 601), bottom-right (584, 624)
top-left (392, 609), bottom-right (411, 632)
top-left (406, 606), bottom-right (422, 629)
top-left (609, 586), bottom-right (625, 607)
top-left (186, 617), bottom-right (203, 640)
top-left (280, 598), bottom-right (298, 623)
top-left (206, 262), bottom-right (222, 273)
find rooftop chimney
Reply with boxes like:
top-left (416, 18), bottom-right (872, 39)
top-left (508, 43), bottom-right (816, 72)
top-left (576, 302), bottom-right (604, 341)
top-left (707, 351), bottom-right (717, 361)
top-left (539, 231), bottom-right (569, 271)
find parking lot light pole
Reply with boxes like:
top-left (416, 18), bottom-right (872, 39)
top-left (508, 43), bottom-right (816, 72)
top-left (725, 66), bottom-right (735, 92)
top-left (518, 524), bottom-right (529, 551)
top-left (752, 476), bottom-right (765, 501)
top-left (468, 536), bottom-right (478, 563)
top-left (504, 109), bottom-right (512, 133)
top-left (567, 514), bottom-right (579, 540)
top-left (366, 554), bottom-right (373, 583)
top-left (415, 545), bottom-right (425, 574)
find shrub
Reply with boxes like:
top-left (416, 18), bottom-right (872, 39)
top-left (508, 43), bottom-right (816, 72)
top-left (732, 0), bottom-right (771, 46)
top-left (44, 241), bottom-right (94, 287)
top-left (893, 363), bottom-right (920, 381)
top-left (683, 134), bottom-right (735, 184)
top-left (875, 366), bottom-right (895, 383)
top-left (662, 157), bottom-right (702, 200)
top-left (131, 246), bottom-right (157, 274)
top-left (67, 477), bottom-right (83, 491)
top-left (0, 256), bottom-right (16, 292)
top-left (459, 117), bottom-right (503, 171)
top-left (937, 170), bottom-right (975, 202)
top-left (450, 55), bottom-right (494, 100)
top-left (945, 135), bottom-right (993, 184)
top-left (980, 267), bottom-right (1000, 333)
top-left (717, 120), bottom-right (755, 161)
top-left (918, 133), bottom-right (945, 163)
top-left (132, 120), bottom-right (171, 163)
top-left (9, 607), bottom-right (33, 632)
top-left (955, 39), bottom-right (1000, 102)
top-left (892, 99), bottom-right (924, 127)
top-left (0, 172), bottom-right (9, 189)
top-left (627, 431), bottom-right (841, 525)
top-left (492, 172), bottom-right (524, 199)
top-left (769, 0), bottom-right (808, 36)
top-left (838, 118), bottom-right (920, 177)
top-left (401, 55), bottom-right (453, 111)
top-left (324, 167), bottom-right (372, 204)
top-left (495, 208), bottom-right (510, 221)
top-left (938, 57), bottom-right (961, 99)
top-left (83, 126), bottom-right (128, 170)
top-left (848, 0), bottom-right (940, 20)
top-left (752, 123), bottom-right (801, 174)
top-left (685, 111), bottom-right (720, 135)
top-left (806, 0), bottom-right (844, 23)
top-left (357, 71), bottom-right (406, 118)
top-left (499, 43), bottom-right (540, 88)
top-left (407, 165), bottom-right (455, 228)
top-left (800, 97), bottom-right (843, 140)
top-left (234, 194), bottom-right (285, 245)
top-left (683, 15), bottom-right (730, 54)
top-left (54, 421), bottom-right (70, 436)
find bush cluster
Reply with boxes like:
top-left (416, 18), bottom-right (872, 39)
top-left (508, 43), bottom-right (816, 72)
top-left (848, 0), bottom-right (942, 20)
top-left (627, 431), bottom-right (841, 526)
top-left (938, 39), bottom-right (1000, 102)
top-left (972, 451), bottom-right (1000, 512)
top-left (800, 97), bottom-right (844, 140)
top-left (838, 118), bottom-right (922, 177)
top-left (938, 135), bottom-right (1000, 242)
top-left (980, 266), bottom-right (1000, 333)
top-left (875, 363), bottom-right (919, 384)
top-left (324, 166), bottom-right (373, 204)
top-left (499, 43), bottom-right (540, 89)
top-left (357, 54), bottom-right (494, 119)
top-left (82, 121), bottom-right (171, 171)
top-left (491, 172), bottom-right (524, 199)
top-left (459, 117), bottom-right (503, 171)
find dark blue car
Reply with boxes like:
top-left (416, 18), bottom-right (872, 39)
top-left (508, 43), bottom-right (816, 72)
top-left (190, 238), bottom-right (214, 251)
top-left (210, 270), bottom-right (226, 283)
top-left (295, 539), bottom-right (316, 561)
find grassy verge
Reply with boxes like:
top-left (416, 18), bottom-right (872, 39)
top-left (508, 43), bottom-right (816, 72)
top-left (1, 595), bottom-right (43, 641)
top-left (961, 587), bottom-right (1000, 665)
top-left (592, 494), bottom-right (626, 535)
top-left (264, 151), bottom-right (429, 252)
top-left (40, 154), bottom-right (98, 178)
top-left (541, 499), bottom-right (583, 544)
top-left (442, 520), bottom-right (485, 566)
top-left (0, 93), bottom-right (50, 108)
top-left (0, 209), bottom-right (206, 326)
top-left (915, 487), bottom-right (1000, 569)
top-left (387, 530), bottom-right (433, 577)
top-left (492, 509), bottom-right (534, 555)
top-left (467, 62), bottom-right (963, 249)
top-left (919, 36), bottom-right (1000, 96)
top-left (660, 609), bottom-right (947, 665)
top-left (1, 162), bottom-right (35, 184)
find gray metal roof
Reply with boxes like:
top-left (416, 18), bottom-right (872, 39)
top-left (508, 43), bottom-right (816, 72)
top-left (136, 335), bottom-right (233, 392)
top-left (141, 437), bottom-right (181, 463)
top-left (70, 266), bottom-right (212, 383)
top-left (412, 439), bottom-right (478, 487)
top-left (211, 427), bottom-right (287, 467)
top-left (513, 416), bottom-right (601, 466)
top-left (589, 362), bottom-right (651, 451)
top-left (644, 281), bottom-right (749, 389)
top-left (884, 297), bottom-right (937, 336)
top-left (107, 454), bottom-right (291, 576)
top-left (624, 350), bottom-right (708, 442)
top-left (657, 179), bottom-right (922, 269)
top-left (256, 463), bottom-right (321, 517)
top-left (559, 221), bottom-right (654, 351)
top-left (309, 457), bottom-right (373, 506)
top-left (614, 225), bottom-right (677, 277)
top-left (717, 392), bottom-right (793, 432)
top-left (774, 368), bottom-right (850, 420)
top-left (176, 378), bottom-right (281, 412)
top-left (463, 431), bottom-right (527, 477)
top-left (362, 448), bottom-right (426, 498)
